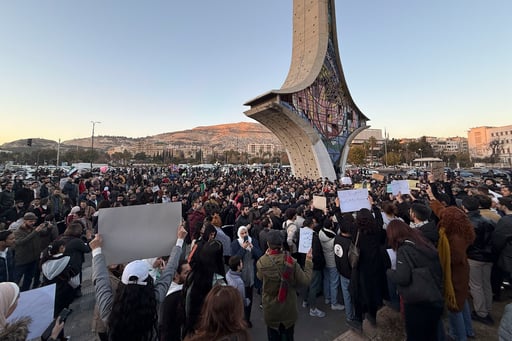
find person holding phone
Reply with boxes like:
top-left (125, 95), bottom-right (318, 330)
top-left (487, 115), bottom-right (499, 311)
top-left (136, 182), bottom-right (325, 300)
top-left (0, 282), bottom-right (65, 341)
top-left (230, 226), bottom-right (263, 328)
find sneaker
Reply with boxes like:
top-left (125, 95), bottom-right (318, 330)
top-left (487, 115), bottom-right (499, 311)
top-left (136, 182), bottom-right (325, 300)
top-left (471, 311), bottom-right (494, 325)
top-left (302, 300), bottom-right (309, 308)
top-left (324, 299), bottom-right (330, 305)
top-left (309, 308), bottom-right (326, 318)
top-left (331, 303), bottom-right (345, 311)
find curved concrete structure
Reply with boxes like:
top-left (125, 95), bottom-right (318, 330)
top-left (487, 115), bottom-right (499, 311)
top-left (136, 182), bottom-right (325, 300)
top-left (244, 0), bottom-right (369, 180)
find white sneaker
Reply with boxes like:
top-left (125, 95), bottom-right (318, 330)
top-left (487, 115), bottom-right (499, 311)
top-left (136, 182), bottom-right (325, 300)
top-left (331, 303), bottom-right (345, 311)
top-left (302, 300), bottom-right (308, 308)
top-left (309, 308), bottom-right (326, 318)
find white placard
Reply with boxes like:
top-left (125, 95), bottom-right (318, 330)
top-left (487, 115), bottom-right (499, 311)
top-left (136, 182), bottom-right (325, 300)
top-left (152, 185), bottom-right (160, 193)
top-left (8, 284), bottom-right (55, 340)
top-left (387, 249), bottom-right (397, 270)
top-left (298, 228), bottom-right (313, 254)
top-left (312, 195), bottom-right (327, 211)
top-left (337, 189), bottom-right (371, 213)
top-left (390, 180), bottom-right (410, 195)
top-left (98, 203), bottom-right (181, 265)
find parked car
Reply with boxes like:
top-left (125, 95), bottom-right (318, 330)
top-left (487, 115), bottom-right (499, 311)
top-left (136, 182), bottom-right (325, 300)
top-left (458, 171), bottom-right (475, 178)
top-left (480, 168), bottom-right (511, 181)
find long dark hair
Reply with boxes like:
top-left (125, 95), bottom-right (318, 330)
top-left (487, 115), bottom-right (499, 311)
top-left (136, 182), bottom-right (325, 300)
top-left (184, 239), bottom-right (225, 335)
top-left (108, 275), bottom-right (158, 341)
top-left (356, 208), bottom-right (379, 235)
top-left (40, 240), bottom-right (67, 266)
top-left (386, 220), bottom-right (435, 252)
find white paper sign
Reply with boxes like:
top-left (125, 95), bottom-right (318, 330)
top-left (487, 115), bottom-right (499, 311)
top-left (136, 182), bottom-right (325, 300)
top-left (390, 180), bottom-right (410, 195)
top-left (8, 284), bottom-right (55, 340)
top-left (98, 202), bottom-right (181, 265)
top-left (387, 249), bottom-right (397, 270)
top-left (298, 227), bottom-right (313, 254)
top-left (337, 189), bottom-right (371, 213)
top-left (152, 185), bottom-right (160, 193)
top-left (312, 195), bottom-right (327, 211)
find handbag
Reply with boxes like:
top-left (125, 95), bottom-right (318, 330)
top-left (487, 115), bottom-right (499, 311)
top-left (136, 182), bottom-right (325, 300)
top-left (398, 248), bottom-right (443, 304)
top-left (348, 230), bottom-right (360, 268)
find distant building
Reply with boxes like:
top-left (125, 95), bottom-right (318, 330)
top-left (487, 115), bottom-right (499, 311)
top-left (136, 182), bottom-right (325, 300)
top-left (426, 136), bottom-right (468, 155)
top-left (351, 129), bottom-right (384, 148)
top-left (247, 143), bottom-right (275, 156)
top-left (468, 125), bottom-right (512, 164)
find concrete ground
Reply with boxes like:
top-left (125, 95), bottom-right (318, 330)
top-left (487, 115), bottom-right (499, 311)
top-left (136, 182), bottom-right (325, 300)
top-left (55, 253), bottom-right (511, 341)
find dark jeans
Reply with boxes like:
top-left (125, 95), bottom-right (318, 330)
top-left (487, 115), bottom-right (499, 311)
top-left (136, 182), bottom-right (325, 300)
top-left (267, 323), bottom-right (294, 341)
top-left (244, 285), bottom-right (254, 323)
top-left (15, 261), bottom-right (37, 291)
top-left (404, 302), bottom-right (443, 341)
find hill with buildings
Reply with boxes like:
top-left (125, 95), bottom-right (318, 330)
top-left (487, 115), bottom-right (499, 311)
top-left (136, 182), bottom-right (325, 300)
top-left (0, 122), bottom-right (282, 155)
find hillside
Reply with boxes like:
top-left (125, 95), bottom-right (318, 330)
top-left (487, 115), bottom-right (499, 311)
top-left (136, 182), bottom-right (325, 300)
top-left (0, 122), bottom-right (281, 154)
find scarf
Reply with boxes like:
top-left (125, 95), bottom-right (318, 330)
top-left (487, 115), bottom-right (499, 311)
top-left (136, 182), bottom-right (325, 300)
top-left (437, 227), bottom-right (458, 311)
top-left (267, 249), bottom-right (294, 303)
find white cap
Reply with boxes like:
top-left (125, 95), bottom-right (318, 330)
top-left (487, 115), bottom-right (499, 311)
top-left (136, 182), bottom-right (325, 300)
top-left (121, 260), bottom-right (149, 286)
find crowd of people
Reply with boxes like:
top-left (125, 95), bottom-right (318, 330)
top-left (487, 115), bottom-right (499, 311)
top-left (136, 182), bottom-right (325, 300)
top-left (0, 164), bottom-right (511, 340)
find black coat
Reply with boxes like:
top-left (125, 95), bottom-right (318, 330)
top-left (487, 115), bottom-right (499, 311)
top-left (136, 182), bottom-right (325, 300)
top-left (333, 234), bottom-right (352, 278)
top-left (0, 248), bottom-right (15, 282)
top-left (466, 211), bottom-right (495, 262)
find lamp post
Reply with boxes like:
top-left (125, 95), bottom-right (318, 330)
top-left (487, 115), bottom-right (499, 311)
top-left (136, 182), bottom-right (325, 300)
top-left (418, 148), bottom-right (423, 159)
top-left (90, 121), bottom-right (101, 169)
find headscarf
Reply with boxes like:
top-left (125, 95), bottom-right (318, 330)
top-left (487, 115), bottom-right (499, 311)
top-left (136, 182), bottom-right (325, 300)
top-left (0, 282), bottom-right (20, 328)
top-left (237, 226), bottom-right (252, 251)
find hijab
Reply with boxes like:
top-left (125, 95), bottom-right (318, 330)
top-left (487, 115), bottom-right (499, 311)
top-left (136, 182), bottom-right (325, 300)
top-left (0, 282), bottom-right (20, 328)
top-left (237, 226), bottom-right (253, 251)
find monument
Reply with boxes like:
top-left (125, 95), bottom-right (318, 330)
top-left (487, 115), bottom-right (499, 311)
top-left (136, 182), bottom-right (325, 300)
top-left (244, 0), bottom-right (369, 180)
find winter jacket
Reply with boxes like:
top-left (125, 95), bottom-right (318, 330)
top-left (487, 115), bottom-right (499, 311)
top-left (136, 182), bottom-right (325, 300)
top-left (256, 251), bottom-right (312, 329)
top-left (319, 228), bottom-right (337, 268)
top-left (59, 235), bottom-right (91, 275)
top-left (231, 238), bottom-right (263, 287)
top-left (466, 210), bottom-right (495, 262)
top-left (333, 234), bottom-right (352, 278)
top-left (41, 254), bottom-right (75, 317)
top-left (386, 240), bottom-right (443, 305)
top-left (0, 248), bottom-right (15, 282)
top-left (92, 243), bottom-right (182, 326)
top-left (159, 281), bottom-right (186, 341)
top-left (416, 221), bottom-right (439, 247)
top-left (226, 269), bottom-right (248, 306)
top-left (13, 226), bottom-right (40, 266)
top-left (492, 215), bottom-right (512, 273)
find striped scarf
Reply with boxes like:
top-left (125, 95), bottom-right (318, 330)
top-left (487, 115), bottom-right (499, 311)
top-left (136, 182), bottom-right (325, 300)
top-left (268, 249), bottom-right (294, 303)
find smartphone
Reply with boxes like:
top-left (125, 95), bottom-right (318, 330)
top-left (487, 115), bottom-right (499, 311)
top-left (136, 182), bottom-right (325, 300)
top-left (59, 308), bottom-right (72, 322)
top-left (41, 308), bottom-right (72, 340)
top-left (244, 235), bottom-right (249, 242)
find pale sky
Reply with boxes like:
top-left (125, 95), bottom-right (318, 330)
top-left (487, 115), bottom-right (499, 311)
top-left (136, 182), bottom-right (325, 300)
top-left (0, 1), bottom-right (510, 144)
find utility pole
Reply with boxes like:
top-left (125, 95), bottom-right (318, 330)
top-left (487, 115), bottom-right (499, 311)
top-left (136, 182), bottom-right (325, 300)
top-left (56, 139), bottom-right (61, 168)
top-left (90, 121), bottom-right (101, 169)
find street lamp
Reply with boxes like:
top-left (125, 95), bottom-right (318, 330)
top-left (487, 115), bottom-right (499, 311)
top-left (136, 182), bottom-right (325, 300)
top-left (418, 148), bottom-right (423, 159)
top-left (90, 121), bottom-right (101, 169)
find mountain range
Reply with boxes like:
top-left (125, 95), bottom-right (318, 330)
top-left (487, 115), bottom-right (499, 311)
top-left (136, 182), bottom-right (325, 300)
top-left (0, 122), bottom-right (282, 154)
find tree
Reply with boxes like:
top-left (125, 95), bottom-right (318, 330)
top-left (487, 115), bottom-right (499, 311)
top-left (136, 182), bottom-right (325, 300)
top-left (382, 151), bottom-right (401, 166)
top-left (348, 146), bottom-right (366, 166)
